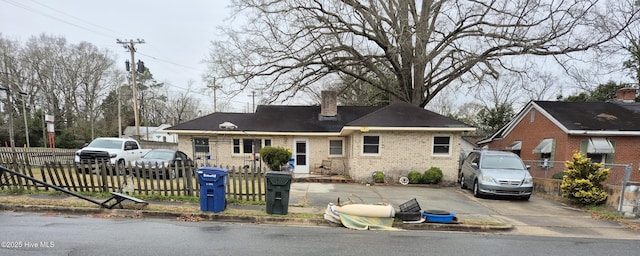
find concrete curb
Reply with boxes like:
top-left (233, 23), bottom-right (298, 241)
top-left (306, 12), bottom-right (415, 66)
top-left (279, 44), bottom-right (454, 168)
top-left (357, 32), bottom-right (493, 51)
top-left (0, 203), bottom-right (512, 232)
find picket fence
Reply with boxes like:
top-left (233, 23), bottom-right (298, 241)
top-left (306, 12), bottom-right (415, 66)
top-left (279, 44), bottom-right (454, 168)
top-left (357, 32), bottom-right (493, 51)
top-left (0, 149), bottom-right (267, 201)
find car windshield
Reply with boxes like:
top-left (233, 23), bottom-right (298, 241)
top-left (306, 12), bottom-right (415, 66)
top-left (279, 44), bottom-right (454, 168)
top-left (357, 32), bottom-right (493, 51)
top-left (143, 151), bottom-right (174, 160)
top-left (87, 139), bottom-right (122, 149)
top-left (481, 155), bottom-right (524, 169)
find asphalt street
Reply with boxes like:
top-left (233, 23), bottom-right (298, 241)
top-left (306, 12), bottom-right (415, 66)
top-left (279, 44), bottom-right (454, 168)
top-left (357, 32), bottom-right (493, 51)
top-left (0, 181), bottom-right (638, 239)
top-left (1, 211), bottom-right (639, 256)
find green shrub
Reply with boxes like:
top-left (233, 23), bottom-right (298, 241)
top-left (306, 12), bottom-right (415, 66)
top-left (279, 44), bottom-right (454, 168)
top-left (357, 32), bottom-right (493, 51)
top-left (551, 171), bottom-right (566, 179)
top-left (407, 171), bottom-right (422, 184)
top-left (259, 146), bottom-right (292, 171)
top-left (373, 171), bottom-right (385, 183)
top-left (422, 167), bottom-right (443, 184)
top-left (560, 153), bottom-right (609, 205)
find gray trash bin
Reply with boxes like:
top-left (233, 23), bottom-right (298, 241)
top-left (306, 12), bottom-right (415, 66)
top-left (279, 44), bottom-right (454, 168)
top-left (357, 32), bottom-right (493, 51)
top-left (265, 171), bottom-right (292, 215)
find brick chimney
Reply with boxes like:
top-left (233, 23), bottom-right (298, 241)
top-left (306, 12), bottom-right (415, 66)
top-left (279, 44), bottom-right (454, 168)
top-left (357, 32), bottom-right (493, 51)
top-left (320, 90), bottom-right (338, 120)
top-left (615, 88), bottom-right (637, 103)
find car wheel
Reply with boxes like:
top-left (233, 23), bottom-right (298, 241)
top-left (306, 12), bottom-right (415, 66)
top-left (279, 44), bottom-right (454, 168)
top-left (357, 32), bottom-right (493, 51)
top-left (460, 175), bottom-right (466, 189)
top-left (473, 180), bottom-right (481, 198)
top-left (166, 169), bottom-right (177, 180)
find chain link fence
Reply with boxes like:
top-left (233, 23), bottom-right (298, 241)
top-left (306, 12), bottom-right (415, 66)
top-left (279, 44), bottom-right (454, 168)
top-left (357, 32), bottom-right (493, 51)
top-left (522, 160), bottom-right (632, 186)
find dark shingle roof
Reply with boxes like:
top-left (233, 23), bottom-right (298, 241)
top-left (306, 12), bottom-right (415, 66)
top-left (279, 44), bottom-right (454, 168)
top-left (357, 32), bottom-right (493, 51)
top-left (347, 101), bottom-right (471, 128)
top-left (247, 105), bottom-right (381, 132)
top-left (535, 101), bottom-right (640, 131)
top-left (167, 101), bottom-right (473, 133)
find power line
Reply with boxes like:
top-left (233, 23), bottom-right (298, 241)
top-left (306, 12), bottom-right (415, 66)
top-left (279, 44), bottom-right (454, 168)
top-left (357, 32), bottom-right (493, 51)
top-left (0, 0), bottom-right (253, 112)
top-left (1, 0), bottom-right (116, 40)
top-left (1, 0), bottom-right (207, 80)
top-left (136, 52), bottom-right (201, 72)
top-left (27, 0), bottom-right (125, 38)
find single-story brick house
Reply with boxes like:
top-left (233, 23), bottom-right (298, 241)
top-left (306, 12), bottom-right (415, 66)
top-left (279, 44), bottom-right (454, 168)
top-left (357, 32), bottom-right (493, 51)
top-left (164, 91), bottom-right (475, 183)
top-left (479, 88), bottom-right (640, 183)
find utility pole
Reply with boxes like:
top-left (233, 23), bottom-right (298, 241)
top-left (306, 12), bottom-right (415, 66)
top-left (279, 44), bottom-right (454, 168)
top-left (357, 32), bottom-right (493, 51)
top-left (18, 91), bottom-right (29, 147)
top-left (207, 78), bottom-right (221, 113)
top-left (117, 84), bottom-right (122, 138)
top-left (116, 38), bottom-right (145, 139)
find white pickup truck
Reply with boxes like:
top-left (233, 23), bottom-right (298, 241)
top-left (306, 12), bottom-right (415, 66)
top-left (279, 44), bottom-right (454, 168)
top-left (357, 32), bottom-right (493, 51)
top-left (74, 137), bottom-right (150, 174)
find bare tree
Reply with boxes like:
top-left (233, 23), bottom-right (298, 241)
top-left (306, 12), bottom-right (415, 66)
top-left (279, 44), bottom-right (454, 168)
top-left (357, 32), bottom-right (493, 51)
top-left (1, 34), bottom-right (119, 144)
top-left (519, 70), bottom-right (561, 102)
top-left (206, 0), bottom-right (639, 107)
top-left (167, 80), bottom-right (201, 125)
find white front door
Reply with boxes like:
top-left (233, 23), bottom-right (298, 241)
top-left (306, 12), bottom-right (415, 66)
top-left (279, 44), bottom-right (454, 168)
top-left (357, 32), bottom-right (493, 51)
top-left (293, 138), bottom-right (309, 174)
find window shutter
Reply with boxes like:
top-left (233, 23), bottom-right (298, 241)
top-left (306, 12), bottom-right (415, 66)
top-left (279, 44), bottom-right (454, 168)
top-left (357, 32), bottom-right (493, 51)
top-left (549, 139), bottom-right (556, 167)
top-left (579, 139), bottom-right (588, 156)
top-left (605, 140), bottom-right (616, 164)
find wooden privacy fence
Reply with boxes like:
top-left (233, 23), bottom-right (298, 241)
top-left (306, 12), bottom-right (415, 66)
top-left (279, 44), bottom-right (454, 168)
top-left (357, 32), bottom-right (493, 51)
top-left (0, 162), bottom-right (267, 202)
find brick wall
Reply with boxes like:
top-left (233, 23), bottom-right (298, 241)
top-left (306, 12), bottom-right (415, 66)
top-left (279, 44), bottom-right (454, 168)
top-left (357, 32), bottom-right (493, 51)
top-left (487, 107), bottom-right (640, 183)
top-left (348, 131), bottom-right (462, 184)
top-left (177, 131), bottom-right (465, 184)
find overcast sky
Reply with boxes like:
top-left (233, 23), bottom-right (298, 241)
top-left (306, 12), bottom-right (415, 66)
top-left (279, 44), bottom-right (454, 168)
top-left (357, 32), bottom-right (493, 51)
top-left (0, 0), bottom-right (258, 112)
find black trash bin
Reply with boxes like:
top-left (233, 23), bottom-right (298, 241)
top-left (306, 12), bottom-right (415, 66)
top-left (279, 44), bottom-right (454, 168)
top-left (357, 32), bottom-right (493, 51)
top-left (197, 167), bottom-right (228, 213)
top-left (264, 171), bottom-right (292, 215)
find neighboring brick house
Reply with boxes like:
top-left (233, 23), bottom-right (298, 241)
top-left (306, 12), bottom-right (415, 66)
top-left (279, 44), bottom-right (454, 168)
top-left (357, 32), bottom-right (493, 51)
top-left (163, 91), bottom-right (475, 183)
top-left (479, 88), bottom-right (640, 184)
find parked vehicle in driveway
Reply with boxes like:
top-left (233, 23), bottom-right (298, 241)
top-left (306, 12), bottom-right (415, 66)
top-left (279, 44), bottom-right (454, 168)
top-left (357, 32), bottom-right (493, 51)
top-left (75, 137), bottom-right (149, 174)
top-left (134, 149), bottom-right (194, 179)
top-left (459, 150), bottom-right (533, 200)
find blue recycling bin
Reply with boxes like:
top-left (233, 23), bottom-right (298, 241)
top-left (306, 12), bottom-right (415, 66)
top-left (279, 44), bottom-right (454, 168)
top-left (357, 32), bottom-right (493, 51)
top-left (197, 167), bottom-right (228, 213)
top-left (288, 158), bottom-right (295, 170)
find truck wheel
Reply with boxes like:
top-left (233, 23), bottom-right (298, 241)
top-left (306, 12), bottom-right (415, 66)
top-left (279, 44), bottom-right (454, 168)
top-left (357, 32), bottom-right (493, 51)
top-left (116, 160), bottom-right (126, 175)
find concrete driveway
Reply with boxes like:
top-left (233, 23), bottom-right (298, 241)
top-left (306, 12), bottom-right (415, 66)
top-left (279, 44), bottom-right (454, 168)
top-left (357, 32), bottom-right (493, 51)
top-left (461, 190), bottom-right (639, 239)
top-left (290, 182), bottom-right (639, 239)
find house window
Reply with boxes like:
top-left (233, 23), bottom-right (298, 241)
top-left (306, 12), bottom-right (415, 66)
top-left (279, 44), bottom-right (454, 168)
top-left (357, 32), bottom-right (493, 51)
top-left (582, 137), bottom-right (615, 165)
top-left (540, 153), bottom-right (551, 167)
top-left (243, 139), bottom-right (261, 154)
top-left (234, 138), bottom-right (267, 154)
top-left (233, 139), bottom-right (241, 154)
top-left (194, 138), bottom-right (210, 153)
top-left (329, 139), bottom-right (344, 156)
top-left (363, 135), bottom-right (380, 154)
top-left (587, 153), bottom-right (606, 164)
top-left (533, 138), bottom-right (555, 167)
top-left (433, 136), bottom-right (451, 155)
top-left (505, 141), bottom-right (522, 156)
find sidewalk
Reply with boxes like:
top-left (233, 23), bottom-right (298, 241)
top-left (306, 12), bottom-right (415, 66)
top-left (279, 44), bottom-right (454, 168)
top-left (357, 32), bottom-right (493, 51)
top-left (0, 182), bottom-right (512, 232)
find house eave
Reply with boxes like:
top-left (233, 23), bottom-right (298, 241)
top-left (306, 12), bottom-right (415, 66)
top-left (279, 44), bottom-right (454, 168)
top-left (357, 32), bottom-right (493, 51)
top-left (162, 130), bottom-right (342, 136)
top-left (566, 130), bottom-right (640, 136)
top-left (341, 126), bottom-right (475, 134)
